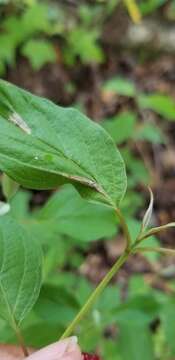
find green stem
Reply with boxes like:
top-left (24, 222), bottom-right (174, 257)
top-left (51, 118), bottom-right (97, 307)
top-left (60, 250), bottom-right (130, 339)
top-left (136, 223), bottom-right (175, 244)
top-left (135, 246), bottom-right (175, 256)
top-left (115, 207), bottom-right (131, 251)
top-left (14, 324), bottom-right (29, 357)
top-left (61, 207), bottom-right (131, 339)
top-left (123, 0), bottom-right (141, 24)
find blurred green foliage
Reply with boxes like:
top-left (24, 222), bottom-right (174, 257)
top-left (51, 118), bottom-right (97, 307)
top-left (0, 0), bottom-right (174, 74)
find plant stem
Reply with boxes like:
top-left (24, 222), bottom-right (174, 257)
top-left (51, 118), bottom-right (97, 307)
top-left (14, 324), bottom-right (29, 357)
top-left (60, 250), bottom-right (130, 340)
top-left (135, 223), bottom-right (175, 244)
top-left (123, 0), bottom-right (141, 24)
top-left (135, 246), bottom-right (175, 256)
top-left (115, 207), bottom-right (131, 251)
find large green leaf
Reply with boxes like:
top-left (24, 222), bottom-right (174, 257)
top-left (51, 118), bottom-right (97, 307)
top-left (118, 322), bottom-right (154, 360)
top-left (34, 284), bottom-right (79, 326)
top-left (10, 186), bottom-right (117, 243)
top-left (30, 185), bottom-right (117, 242)
top-left (0, 318), bottom-right (64, 348)
top-left (0, 216), bottom-right (42, 328)
top-left (161, 299), bottom-right (175, 356)
top-left (0, 80), bottom-right (126, 208)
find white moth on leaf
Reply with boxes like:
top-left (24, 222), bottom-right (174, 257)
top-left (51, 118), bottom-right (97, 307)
top-left (9, 112), bottom-right (31, 134)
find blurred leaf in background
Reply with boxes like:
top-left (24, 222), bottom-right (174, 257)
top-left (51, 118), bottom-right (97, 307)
top-left (22, 40), bottom-right (56, 70)
top-left (103, 77), bottom-right (136, 97)
top-left (63, 28), bottom-right (104, 65)
top-left (138, 93), bottom-right (175, 121)
top-left (11, 185), bottom-right (117, 243)
top-left (102, 112), bottom-right (137, 144)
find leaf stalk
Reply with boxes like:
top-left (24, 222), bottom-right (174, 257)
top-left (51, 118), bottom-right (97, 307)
top-left (61, 249), bottom-right (130, 339)
top-left (61, 208), bottom-right (132, 339)
top-left (135, 246), bottom-right (175, 256)
top-left (13, 322), bottom-right (29, 357)
top-left (115, 207), bottom-right (132, 251)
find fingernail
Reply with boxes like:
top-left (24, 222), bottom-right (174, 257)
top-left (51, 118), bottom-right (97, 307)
top-left (57, 337), bottom-right (78, 358)
top-left (66, 336), bottom-right (78, 353)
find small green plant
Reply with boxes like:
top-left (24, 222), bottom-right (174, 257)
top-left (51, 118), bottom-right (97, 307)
top-left (0, 79), bottom-right (174, 357)
top-left (0, 2), bottom-right (57, 74)
top-left (102, 76), bottom-right (175, 122)
top-left (0, 0), bottom-right (172, 76)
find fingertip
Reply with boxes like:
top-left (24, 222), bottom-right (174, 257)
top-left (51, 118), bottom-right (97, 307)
top-left (28, 337), bottom-right (81, 360)
top-left (62, 347), bottom-right (82, 360)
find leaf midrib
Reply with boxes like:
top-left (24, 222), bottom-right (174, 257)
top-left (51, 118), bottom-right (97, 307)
top-left (0, 104), bottom-right (99, 188)
top-left (0, 125), bottom-right (95, 183)
top-left (0, 151), bottom-right (112, 205)
top-left (0, 96), bottom-right (113, 201)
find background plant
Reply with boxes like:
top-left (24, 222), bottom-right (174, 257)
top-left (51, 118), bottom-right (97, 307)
top-left (0, 0), bottom-right (174, 74)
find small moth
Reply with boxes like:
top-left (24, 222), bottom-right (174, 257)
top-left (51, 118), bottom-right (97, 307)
top-left (68, 174), bottom-right (102, 192)
top-left (9, 112), bottom-right (31, 134)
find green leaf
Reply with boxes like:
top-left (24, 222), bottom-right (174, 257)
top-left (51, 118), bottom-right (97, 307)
top-left (2, 173), bottom-right (19, 200)
top-left (138, 236), bottom-right (160, 262)
top-left (127, 218), bottom-right (141, 242)
top-left (115, 294), bottom-right (161, 325)
top-left (20, 3), bottom-right (51, 37)
top-left (10, 190), bottom-right (30, 220)
top-left (0, 318), bottom-right (64, 348)
top-left (102, 111), bottom-right (136, 144)
top-left (64, 28), bottom-right (104, 65)
top-left (139, 0), bottom-right (166, 16)
top-left (34, 284), bottom-right (79, 327)
top-left (162, 300), bottom-right (175, 356)
top-left (103, 77), bottom-right (136, 97)
top-left (0, 215), bottom-right (42, 328)
top-left (22, 321), bottom-right (63, 348)
top-left (121, 191), bottom-right (143, 217)
top-left (10, 186), bottom-right (117, 247)
top-left (102, 339), bottom-right (121, 360)
top-left (22, 40), bottom-right (56, 71)
top-left (42, 237), bottom-right (69, 279)
top-left (128, 275), bottom-right (152, 297)
top-left (0, 80), bottom-right (126, 208)
top-left (115, 295), bottom-right (159, 360)
top-left (118, 322), bottom-right (154, 360)
top-left (0, 60), bottom-right (6, 76)
top-left (31, 185), bottom-right (117, 242)
top-left (121, 148), bottom-right (149, 187)
top-left (135, 123), bottom-right (165, 144)
top-left (138, 93), bottom-right (175, 121)
top-left (0, 34), bottom-right (16, 66)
